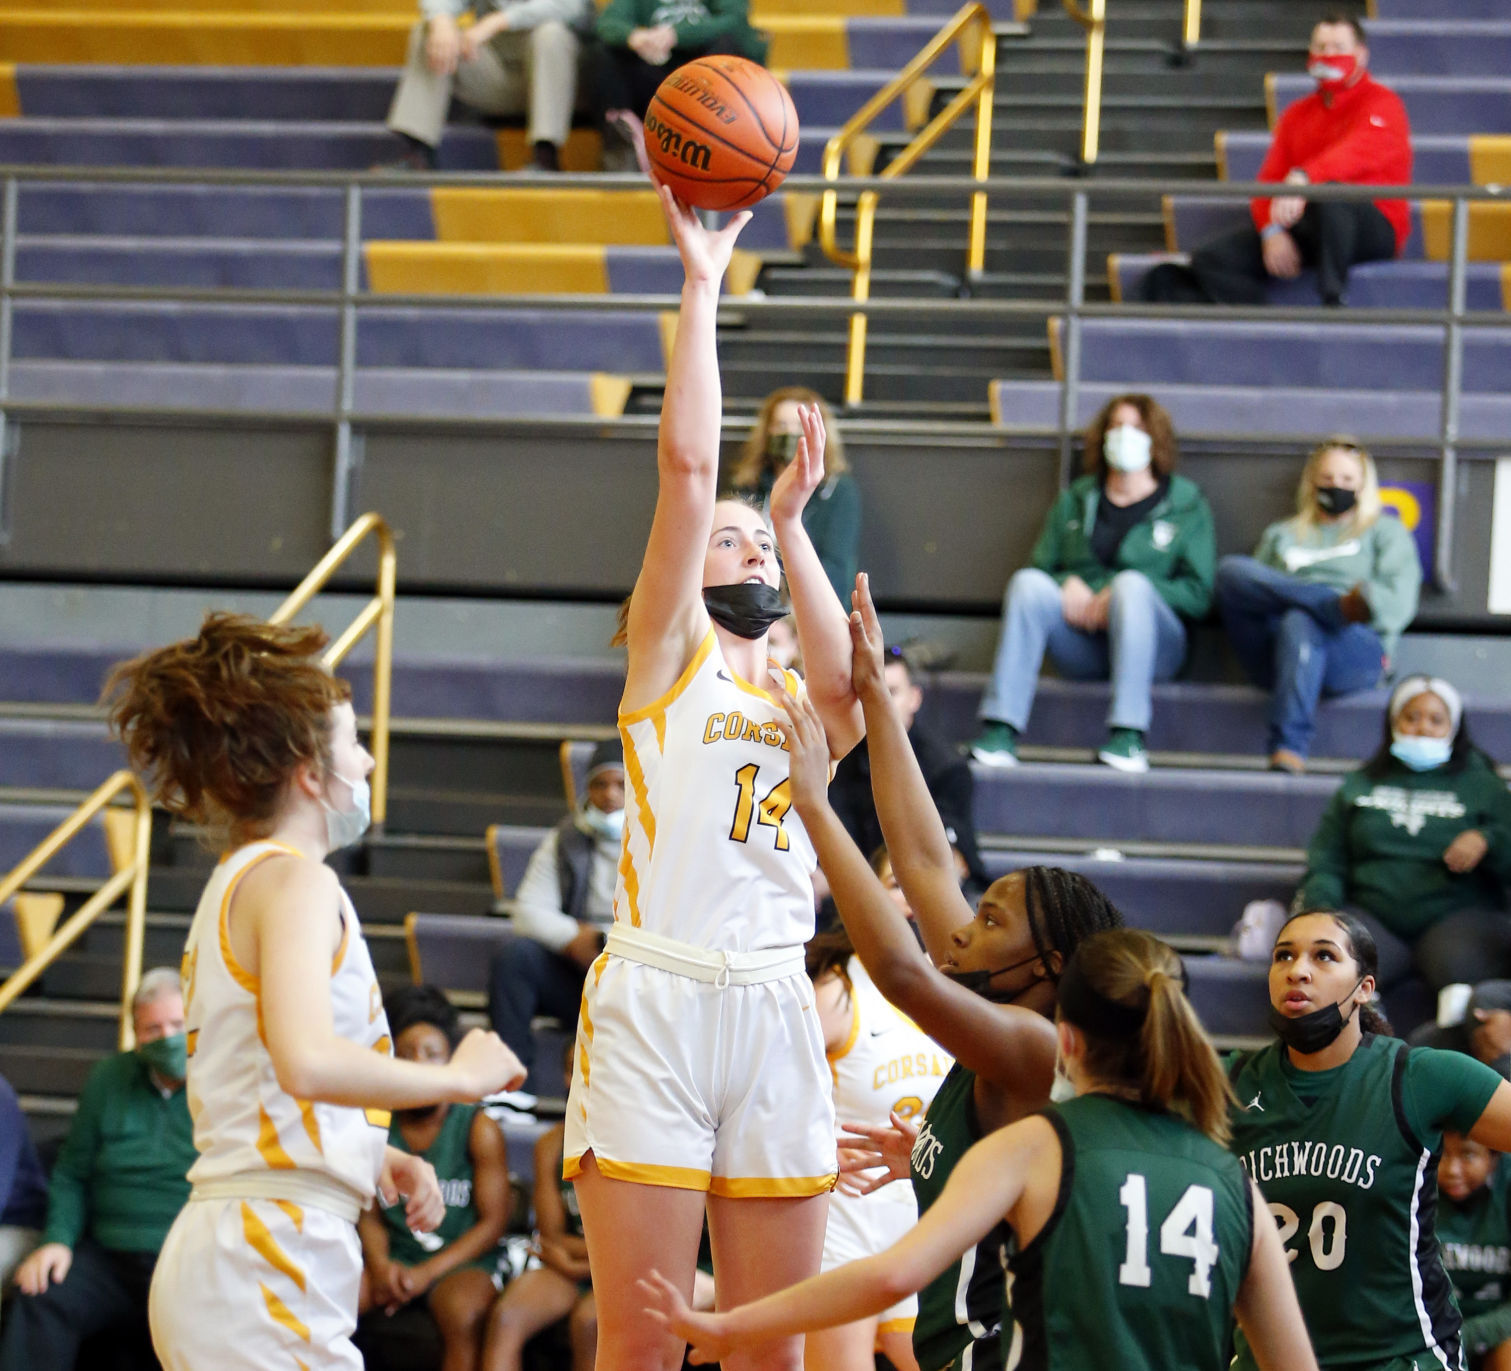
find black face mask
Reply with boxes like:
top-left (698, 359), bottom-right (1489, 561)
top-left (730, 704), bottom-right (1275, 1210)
top-left (1315, 486), bottom-right (1358, 516)
top-left (703, 582), bottom-right (785, 640)
top-left (1268, 979), bottom-right (1364, 1055)
top-left (942, 951), bottom-right (1048, 1004)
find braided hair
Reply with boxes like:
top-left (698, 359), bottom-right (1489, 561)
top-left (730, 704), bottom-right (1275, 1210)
top-left (1021, 866), bottom-right (1127, 980)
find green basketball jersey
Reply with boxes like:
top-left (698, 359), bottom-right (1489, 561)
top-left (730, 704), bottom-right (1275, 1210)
top-left (1229, 1036), bottom-right (1498, 1370)
top-left (1439, 1161), bottom-right (1511, 1358)
top-left (1002, 1093), bottom-right (1252, 1371)
top-left (381, 1103), bottom-right (481, 1268)
top-left (911, 1062), bottom-right (1008, 1371)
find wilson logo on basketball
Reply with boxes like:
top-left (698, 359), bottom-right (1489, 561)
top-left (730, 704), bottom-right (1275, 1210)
top-left (661, 72), bottom-right (739, 126)
top-left (644, 113), bottom-right (712, 172)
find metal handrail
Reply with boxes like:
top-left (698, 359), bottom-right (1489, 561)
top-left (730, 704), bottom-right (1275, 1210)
top-left (817, 3), bottom-right (997, 405)
top-left (1183, 0), bottom-right (1202, 49)
top-left (1061, 0), bottom-right (1107, 165)
top-left (268, 511), bottom-right (397, 827)
top-left (0, 772), bottom-right (152, 1050)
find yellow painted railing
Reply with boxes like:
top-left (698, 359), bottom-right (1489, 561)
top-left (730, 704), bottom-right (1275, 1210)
top-left (269, 511), bottom-right (398, 826)
top-left (0, 772), bottom-right (152, 1050)
top-left (817, 2), bottom-right (997, 405)
top-left (1061, 0), bottom-right (1106, 165)
top-left (1184, 0), bottom-right (1202, 47)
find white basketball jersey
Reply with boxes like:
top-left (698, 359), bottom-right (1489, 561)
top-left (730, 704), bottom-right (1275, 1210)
top-left (617, 627), bottom-right (818, 952)
top-left (179, 840), bottom-right (391, 1207)
top-left (830, 956), bottom-right (952, 1201)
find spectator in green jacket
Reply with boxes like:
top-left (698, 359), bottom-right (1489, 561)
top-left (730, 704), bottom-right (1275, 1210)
top-left (1216, 437), bottom-right (1421, 773)
top-left (1437, 1132), bottom-right (1511, 1371)
top-left (728, 388), bottom-right (859, 605)
top-left (0, 967), bottom-right (194, 1371)
top-left (970, 393), bottom-right (1216, 775)
top-left (1297, 675), bottom-right (1511, 994)
top-left (595, 0), bottom-right (768, 134)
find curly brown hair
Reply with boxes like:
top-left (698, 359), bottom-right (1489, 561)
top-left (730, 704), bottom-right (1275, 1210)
top-left (1082, 394), bottom-right (1179, 479)
top-left (102, 612), bottom-right (350, 831)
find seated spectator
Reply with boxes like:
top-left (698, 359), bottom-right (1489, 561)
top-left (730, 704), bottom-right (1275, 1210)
top-left (358, 985), bottom-right (510, 1371)
top-left (0, 968), bottom-right (193, 1371)
top-left (728, 389), bottom-right (860, 605)
top-left (595, 0), bottom-right (768, 143)
top-left (485, 1063), bottom-right (594, 1371)
top-left (1411, 981), bottom-right (1511, 1078)
top-left (383, 0), bottom-right (594, 173)
top-left (1137, 13), bottom-right (1410, 306)
top-left (487, 741), bottom-right (623, 1076)
top-left (0, 1072), bottom-right (45, 1298)
top-left (830, 647), bottom-right (986, 891)
top-left (1437, 1132), bottom-right (1511, 1371)
top-left (1296, 675), bottom-right (1511, 995)
top-left (969, 393), bottom-right (1215, 774)
top-left (1216, 437), bottom-right (1421, 773)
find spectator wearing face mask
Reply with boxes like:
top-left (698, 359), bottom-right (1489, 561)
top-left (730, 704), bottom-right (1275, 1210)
top-left (1216, 437), bottom-right (1420, 774)
top-left (487, 740), bottom-right (625, 1077)
top-left (728, 387), bottom-right (859, 605)
top-left (970, 393), bottom-right (1215, 775)
top-left (1136, 11), bottom-right (1410, 306)
top-left (1296, 676), bottom-right (1511, 995)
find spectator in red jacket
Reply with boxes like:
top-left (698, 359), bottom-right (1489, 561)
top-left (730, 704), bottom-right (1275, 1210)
top-left (1138, 12), bottom-right (1411, 306)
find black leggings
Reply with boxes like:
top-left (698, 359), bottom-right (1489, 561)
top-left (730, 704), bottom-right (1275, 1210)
top-left (593, 37), bottom-right (746, 121)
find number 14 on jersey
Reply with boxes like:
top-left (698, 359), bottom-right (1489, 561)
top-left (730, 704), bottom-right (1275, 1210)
top-left (729, 763), bottom-right (792, 851)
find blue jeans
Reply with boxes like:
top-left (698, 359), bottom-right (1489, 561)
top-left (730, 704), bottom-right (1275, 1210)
top-left (978, 567), bottom-right (1188, 734)
top-left (1216, 556), bottom-right (1385, 757)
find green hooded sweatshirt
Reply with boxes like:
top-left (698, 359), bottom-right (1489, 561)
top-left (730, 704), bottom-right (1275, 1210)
top-left (1299, 750), bottom-right (1511, 938)
top-left (1030, 472), bottom-right (1216, 619)
top-left (597, 0), bottom-right (767, 62)
top-left (1254, 512), bottom-right (1421, 659)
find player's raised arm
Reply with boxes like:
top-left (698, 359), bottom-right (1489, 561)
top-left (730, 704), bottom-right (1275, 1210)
top-left (622, 188), bottom-right (751, 710)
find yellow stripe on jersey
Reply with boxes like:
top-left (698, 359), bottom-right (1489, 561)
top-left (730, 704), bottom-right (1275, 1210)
top-left (618, 628), bottom-right (715, 726)
top-left (259, 1282), bottom-right (311, 1343)
top-left (878, 1317), bottom-right (917, 1335)
top-left (273, 1200), bottom-right (304, 1233)
top-left (185, 1030), bottom-right (199, 1058)
top-left (241, 1202), bottom-right (307, 1294)
top-left (256, 1103), bottom-right (298, 1171)
top-left (617, 729), bottom-right (651, 929)
top-left (827, 984), bottom-right (861, 1087)
top-left (297, 1099), bottom-right (323, 1154)
top-left (332, 916), bottom-right (350, 974)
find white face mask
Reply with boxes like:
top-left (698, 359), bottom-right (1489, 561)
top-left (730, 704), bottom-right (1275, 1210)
top-left (1390, 733), bottom-right (1452, 772)
top-left (1104, 425), bottom-right (1153, 474)
top-left (584, 805), bottom-right (625, 841)
top-left (321, 771), bottom-right (371, 851)
top-left (1049, 1055), bottom-right (1078, 1103)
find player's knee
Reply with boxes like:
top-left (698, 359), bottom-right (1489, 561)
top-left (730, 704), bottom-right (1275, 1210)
top-left (568, 1297), bottom-right (597, 1341)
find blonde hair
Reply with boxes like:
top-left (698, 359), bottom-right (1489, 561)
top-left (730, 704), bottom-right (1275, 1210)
top-left (729, 387), bottom-right (848, 490)
top-left (1293, 436), bottom-right (1381, 533)
top-left (1063, 929), bottom-right (1235, 1145)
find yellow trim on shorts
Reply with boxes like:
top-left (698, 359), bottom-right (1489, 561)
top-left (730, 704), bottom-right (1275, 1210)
top-left (708, 1172), bottom-right (838, 1199)
top-left (259, 1281), bottom-right (311, 1342)
top-left (563, 1153), bottom-right (713, 1192)
top-left (618, 628), bottom-right (714, 726)
top-left (877, 1317), bottom-right (916, 1335)
top-left (241, 1201), bottom-right (307, 1294)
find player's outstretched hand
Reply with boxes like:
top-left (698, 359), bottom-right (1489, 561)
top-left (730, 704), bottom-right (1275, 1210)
top-left (836, 1110), bottom-right (919, 1194)
top-left (450, 1027), bottom-right (526, 1099)
top-left (639, 1269), bottom-right (739, 1365)
top-left (768, 403), bottom-right (827, 525)
top-left (659, 184), bottom-right (751, 287)
top-left (770, 671), bottom-right (832, 816)
top-left (380, 1148), bottom-right (445, 1233)
top-left (848, 572), bottom-right (888, 702)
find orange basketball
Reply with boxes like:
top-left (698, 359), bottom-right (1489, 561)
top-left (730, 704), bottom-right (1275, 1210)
top-left (645, 56), bottom-right (800, 213)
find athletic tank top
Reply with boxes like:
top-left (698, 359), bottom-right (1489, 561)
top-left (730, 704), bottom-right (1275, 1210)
top-left (180, 840), bottom-right (391, 1207)
top-left (1438, 1162), bottom-right (1511, 1337)
top-left (617, 627), bottom-right (817, 952)
top-left (380, 1104), bottom-right (480, 1267)
top-left (1228, 1036), bottom-right (1462, 1370)
top-left (911, 1062), bottom-right (1007, 1371)
top-left (1005, 1094), bottom-right (1253, 1371)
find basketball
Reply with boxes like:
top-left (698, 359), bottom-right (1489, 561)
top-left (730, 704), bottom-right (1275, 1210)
top-left (644, 55), bottom-right (800, 213)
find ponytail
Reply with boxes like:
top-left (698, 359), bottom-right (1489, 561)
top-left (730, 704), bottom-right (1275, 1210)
top-left (1060, 929), bottom-right (1236, 1146)
top-left (103, 611), bottom-right (349, 830)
